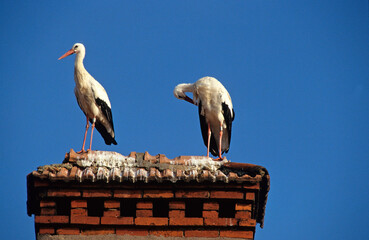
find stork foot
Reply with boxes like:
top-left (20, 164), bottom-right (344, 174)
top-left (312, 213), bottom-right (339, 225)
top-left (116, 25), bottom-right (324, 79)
top-left (212, 157), bottom-right (224, 161)
top-left (76, 149), bottom-right (87, 154)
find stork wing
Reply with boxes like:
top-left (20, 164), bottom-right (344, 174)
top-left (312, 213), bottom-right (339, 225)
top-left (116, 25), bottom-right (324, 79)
top-left (91, 80), bottom-right (117, 145)
top-left (222, 102), bottom-right (234, 153)
top-left (90, 80), bottom-right (113, 127)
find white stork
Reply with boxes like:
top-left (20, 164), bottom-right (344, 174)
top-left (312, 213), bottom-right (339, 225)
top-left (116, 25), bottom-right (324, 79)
top-left (174, 76), bottom-right (235, 160)
top-left (58, 43), bottom-right (117, 152)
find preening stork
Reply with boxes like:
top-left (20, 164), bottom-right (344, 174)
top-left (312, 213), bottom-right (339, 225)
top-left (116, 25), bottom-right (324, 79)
top-left (174, 76), bottom-right (235, 160)
top-left (58, 43), bottom-right (117, 152)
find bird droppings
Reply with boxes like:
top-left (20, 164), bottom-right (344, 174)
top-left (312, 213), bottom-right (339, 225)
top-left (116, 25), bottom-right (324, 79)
top-left (31, 149), bottom-right (267, 184)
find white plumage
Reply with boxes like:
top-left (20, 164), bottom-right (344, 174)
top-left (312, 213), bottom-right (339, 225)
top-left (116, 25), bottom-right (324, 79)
top-left (58, 43), bottom-right (117, 152)
top-left (174, 76), bottom-right (235, 160)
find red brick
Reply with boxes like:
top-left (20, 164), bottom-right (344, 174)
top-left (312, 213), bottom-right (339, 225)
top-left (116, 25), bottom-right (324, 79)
top-left (39, 227), bottom-right (55, 234)
top-left (40, 200), bottom-right (56, 208)
top-left (34, 180), bottom-right (49, 187)
top-left (246, 192), bottom-right (255, 200)
top-left (48, 189), bottom-right (80, 197)
top-left (169, 201), bottom-right (185, 209)
top-left (71, 208), bottom-right (87, 216)
top-left (114, 189), bottom-right (142, 198)
top-left (35, 216), bottom-right (69, 224)
top-left (243, 183), bottom-right (260, 189)
top-left (136, 202), bottom-right (153, 209)
top-left (185, 230), bottom-right (219, 238)
top-left (104, 210), bottom-right (120, 217)
top-left (220, 230), bottom-right (254, 239)
top-left (144, 190), bottom-right (173, 198)
top-left (169, 210), bottom-right (185, 218)
top-left (104, 200), bottom-right (120, 209)
top-left (169, 217), bottom-right (203, 226)
top-left (203, 210), bottom-right (218, 218)
top-left (235, 210), bottom-right (251, 219)
top-left (82, 228), bottom-right (115, 235)
top-left (150, 230), bottom-right (183, 237)
top-left (135, 217), bottom-right (168, 226)
top-left (70, 216), bottom-right (99, 225)
top-left (210, 190), bottom-right (244, 199)
top-left (175, 190), bottom-right (210, 198)
top-left (204, 218), bottom-right (238, 226)
top-left (101, 216), bottom-right (133, 225)
top-left (203, 202), bottom-right (219, 210)
top-left (40, 208), bottom-right (56, 215)
top-left (56, 228), bottom-right (80, 235)
top-left (239, 219), bottom-right (257, 227)
top-left (116, 229), bottom-right (148, 236)
top-left (235, 203), bottom-right (252, 211)
top-left (83, 189), bottom-right (111, 197)
top-left (71, 200), bottom-right (87, 208)
top-left (136, 209), bottom-right (153, 217)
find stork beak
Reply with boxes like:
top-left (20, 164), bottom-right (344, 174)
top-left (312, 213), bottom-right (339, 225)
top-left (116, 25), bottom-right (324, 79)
top-left (184, 96), bottom-right (195, 105)
top-left (58, 49), bottom-right (75, 60)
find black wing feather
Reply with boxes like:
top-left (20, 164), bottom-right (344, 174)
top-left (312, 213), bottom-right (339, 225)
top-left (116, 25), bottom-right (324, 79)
top-left (222, 102), bottom-right (234, 153)
top-left (92, 98), bottom-right (117, 145)
top-left (198, 101), bottom-right (218, 156)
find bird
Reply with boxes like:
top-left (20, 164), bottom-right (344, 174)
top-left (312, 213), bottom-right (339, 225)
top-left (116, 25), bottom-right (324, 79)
top-left (58, 43), bottom-right (117, 152)
top-left (174, 76), bottom-right (235, 160)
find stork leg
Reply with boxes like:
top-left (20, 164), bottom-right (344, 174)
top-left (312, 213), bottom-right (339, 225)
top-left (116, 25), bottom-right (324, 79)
top-left (77, 116), bottom-right (89, 153)
top-left (88, 119), bottom-right (96, 151)
top-left (207, 123), bottom-right (211, 158)
top-left (213, 125), bottom-right (223, 161)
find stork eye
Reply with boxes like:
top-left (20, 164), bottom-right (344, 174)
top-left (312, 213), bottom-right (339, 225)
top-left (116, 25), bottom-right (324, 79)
top-left (74, 45), bottom-right (78, 49)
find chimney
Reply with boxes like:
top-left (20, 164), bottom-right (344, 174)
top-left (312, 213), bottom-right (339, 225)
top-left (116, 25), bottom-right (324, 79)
top-left (27, 149), bottom-right (269, 239)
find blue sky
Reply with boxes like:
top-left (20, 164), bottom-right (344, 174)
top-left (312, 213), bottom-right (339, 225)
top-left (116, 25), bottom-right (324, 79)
top-left (0, 1), bottom-right (368, 239)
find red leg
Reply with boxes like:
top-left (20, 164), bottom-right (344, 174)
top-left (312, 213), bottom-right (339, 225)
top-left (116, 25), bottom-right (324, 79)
top-left (207, 123), bottom-right (211, 158)
top-left (213, 124), bottom-right (223, 161)
top-left (77, 116), bottom-right (89, 153)
top-left (218, 129), bottom-right (223, 159)
top-left (88, 120), bottom-right (95, 151)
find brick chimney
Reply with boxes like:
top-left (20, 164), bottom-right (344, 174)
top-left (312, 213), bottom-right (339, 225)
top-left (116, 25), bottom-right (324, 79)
top-left (27, 149), bottom-right (269, 239)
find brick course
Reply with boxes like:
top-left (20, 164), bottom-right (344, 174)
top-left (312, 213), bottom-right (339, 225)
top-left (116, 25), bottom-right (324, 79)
top-left (210, 190), bottom-right (244, 199)
top-left (185, 230), bottom-right (219, 238)
top-left (114, 189), bottom-right (142, 198)
top-left (170, 217), bottom-right (203, 226)
top-left (71, 199), bottom-right (87, 208)
top-left (135, 217), bottom-right (168, 226)
top-left (220, 230), bottom-right (254, 239)
top-left (175, 190), bottom-right (210, 198)
top-left (136, 202), bottom-right (153, 209)
top-left (56, 228), bottom-right (80, 235)
top-left (144, 190), bottom-right (173, 198)
top-left (101, 217), bottom-right (134, 225)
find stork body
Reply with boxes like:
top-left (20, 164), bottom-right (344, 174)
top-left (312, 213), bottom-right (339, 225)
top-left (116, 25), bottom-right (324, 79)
top-left (59, 43), bottom-right (117, 152)
top-left (174, 76), bottom-right (235, 160)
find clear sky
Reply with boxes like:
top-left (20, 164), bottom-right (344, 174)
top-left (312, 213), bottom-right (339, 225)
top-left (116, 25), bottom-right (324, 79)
top-left (0, 1), bottom-right (368, 239)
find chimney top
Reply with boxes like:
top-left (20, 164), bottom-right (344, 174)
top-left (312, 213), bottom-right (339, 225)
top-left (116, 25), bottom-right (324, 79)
top-left (27, 150), bottom-right (270, 239)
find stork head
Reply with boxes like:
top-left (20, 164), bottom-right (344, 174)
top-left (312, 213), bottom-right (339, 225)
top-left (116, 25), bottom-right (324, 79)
top-left (58, 43), bottom-right (85, 60)
top-left (174, 84), bottom-right (195, 104)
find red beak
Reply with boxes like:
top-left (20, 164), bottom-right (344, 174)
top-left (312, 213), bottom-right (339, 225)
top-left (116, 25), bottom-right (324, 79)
top-left (184, 96), bottom-right (195, 105)
top-left (58, 49), bottom-right (75, 60)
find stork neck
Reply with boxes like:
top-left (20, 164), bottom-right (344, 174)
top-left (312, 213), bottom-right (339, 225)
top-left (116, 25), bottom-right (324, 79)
top-left (73, 52), bottom-right (88, 88)
top-left (74, 52), bottom-right (85, 69)
top-left (178, 83), bottom-right (194, 93)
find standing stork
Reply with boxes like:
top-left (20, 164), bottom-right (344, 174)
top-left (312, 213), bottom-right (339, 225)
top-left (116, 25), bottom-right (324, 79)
top-left (174, 76), bottom-right (235, 160)
top-left (58, 43), bottom-right (117, 152)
